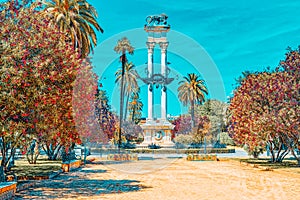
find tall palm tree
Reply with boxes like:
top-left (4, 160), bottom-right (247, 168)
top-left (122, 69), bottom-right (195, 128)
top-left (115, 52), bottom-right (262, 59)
top-left (42, 0), bottom-right (103, 57)
top-left (178, 73), bottom-right (208, 127)
top-left (114, 37), bottom-right (134, 150)
top-left (115, 62), bottom-right (139, 119)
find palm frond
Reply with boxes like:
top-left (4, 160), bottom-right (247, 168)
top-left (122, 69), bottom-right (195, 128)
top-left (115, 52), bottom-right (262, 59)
top-left (41, 0), bottom-right (103, 58)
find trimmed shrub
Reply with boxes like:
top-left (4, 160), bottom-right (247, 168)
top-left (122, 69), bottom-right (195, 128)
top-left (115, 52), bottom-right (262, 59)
top-left (148, 144), bottom-right (161, 149)
top-left (121, 142), bottom-right (136, 149)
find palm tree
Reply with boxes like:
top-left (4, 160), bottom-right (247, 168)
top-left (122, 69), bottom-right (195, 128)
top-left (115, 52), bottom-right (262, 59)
top-left (128, 89), bottom-right (143, 124)
top-left (178, 73), bottom-right (208, 127)
top-left (115, 62), bottom-right (139, 119)
top-left (42, 0), bottom-right (103, 57)
top-left (114, 37), bottom-right (134, 150)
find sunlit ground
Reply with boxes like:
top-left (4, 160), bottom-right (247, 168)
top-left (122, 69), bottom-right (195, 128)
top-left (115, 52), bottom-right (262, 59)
top-left (15, 156), bottom-right (300, 200)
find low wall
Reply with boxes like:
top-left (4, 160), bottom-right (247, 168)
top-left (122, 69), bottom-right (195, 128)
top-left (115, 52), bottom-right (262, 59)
top-left (129, 148), bottom-right (235, 154)
top-left (92, 147), bottom-right (235, 154)
top-left (187, 154), bottom-right (218, 161)
top-left (107, 154), bottom-right (138, 161)
top-left (0, 182), bottom-right (17, 200)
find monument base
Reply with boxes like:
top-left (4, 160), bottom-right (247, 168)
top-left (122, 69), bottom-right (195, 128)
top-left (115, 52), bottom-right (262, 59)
top-left (138, 119), bottom-right (175, 148)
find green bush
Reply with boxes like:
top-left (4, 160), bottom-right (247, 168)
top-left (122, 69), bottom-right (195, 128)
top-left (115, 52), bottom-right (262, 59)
top-left (148, 144), bottom-right (161, 149)
top-left (243, 145), bottom-right (264, 158)
top-left (174, 134), bottom-right (193, 145)
top-left (220, 132), bottom-right (235, 146)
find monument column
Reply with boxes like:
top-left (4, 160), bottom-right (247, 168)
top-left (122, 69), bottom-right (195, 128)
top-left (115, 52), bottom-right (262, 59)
top-left (160, 42), bottom-right (168, 120)
top-left (147, 42), bottom-right (155, 121)
top-left (139, 14), bottom-right (175, 148)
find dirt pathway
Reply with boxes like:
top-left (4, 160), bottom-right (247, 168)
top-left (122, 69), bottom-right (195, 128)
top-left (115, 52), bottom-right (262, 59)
top-left (15, 158), bottom-right (300, 199)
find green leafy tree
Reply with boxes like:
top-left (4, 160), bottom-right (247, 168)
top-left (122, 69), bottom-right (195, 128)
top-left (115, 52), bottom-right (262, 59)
top-left (219, 132), bottom-right (235, 146)
top-left (195, 99), bottom-right (228, 142)
top-left (128, 89), bottom-right (143, 124)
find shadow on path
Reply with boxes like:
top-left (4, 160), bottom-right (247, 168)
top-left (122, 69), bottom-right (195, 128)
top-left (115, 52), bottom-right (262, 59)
top-left (15, 166), bottom-right (149, 199)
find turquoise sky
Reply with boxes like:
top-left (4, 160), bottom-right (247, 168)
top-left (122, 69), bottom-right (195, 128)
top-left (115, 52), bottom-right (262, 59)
top-left (5, 0), bottom-right (297, 117)
top-left (88, 0), bottom-right (300, 117)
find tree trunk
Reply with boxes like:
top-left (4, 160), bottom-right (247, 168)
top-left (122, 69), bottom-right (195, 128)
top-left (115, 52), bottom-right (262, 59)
top-left (290, 147), bottom-right (300, 167)
top-left (33, 147), bottom-right (40, 164)
top-left (277, 149), bottom-right (289, 163)
top-left (52, 144), bottom-right (63, 160)
top-left (8, 150), bottom-right (15, 170)
top-left (275, 139), bottom-right (284, 161)
top-left (43, 143), bottom-right (62, 160)
top-left (131, 107), bottom-right (135, 123)
top-left (27, 142), bottom-right (40, 164)
top-left (0, 166), bottom-right (5, 182)
top-left (124, 92), bottom-right (130, 121)
top-left (1, 137), bottom-right (7, 171)
top-left (191, 101), bottom-right (195, 128)
top-left (253, 152), bottom-right (259, 158)
top-left (0, 141), bottom-right (13, 172)
top-left (1, 147), bottom-right (6, 170)
top-left (269, 141), bottom-right (276, 162)
top-left (118, 53), bottom-right (126, 152)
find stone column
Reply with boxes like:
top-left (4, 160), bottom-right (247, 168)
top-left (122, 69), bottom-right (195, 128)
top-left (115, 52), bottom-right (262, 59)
top-left (147, 42), bottom-right (155, 121)
top-left (160, 42), bottom-right (168, 120)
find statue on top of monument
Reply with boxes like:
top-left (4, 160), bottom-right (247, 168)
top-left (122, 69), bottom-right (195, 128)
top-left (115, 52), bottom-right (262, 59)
top-left (146, 13), bottom-right (169, 27)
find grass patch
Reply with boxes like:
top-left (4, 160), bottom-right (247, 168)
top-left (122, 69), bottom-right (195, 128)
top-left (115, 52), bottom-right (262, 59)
top-left (9, 159), bottom-right (61, 178)
top-left (234, 158), bottom-right (300, 169)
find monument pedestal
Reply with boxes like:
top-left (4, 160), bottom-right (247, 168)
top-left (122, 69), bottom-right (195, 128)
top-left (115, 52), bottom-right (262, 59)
top-left (139, 119), bottom-right (175, 148)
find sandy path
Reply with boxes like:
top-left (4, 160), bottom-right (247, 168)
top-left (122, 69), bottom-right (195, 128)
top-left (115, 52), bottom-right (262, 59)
top-left (15, 158), bottom-right (300, 199)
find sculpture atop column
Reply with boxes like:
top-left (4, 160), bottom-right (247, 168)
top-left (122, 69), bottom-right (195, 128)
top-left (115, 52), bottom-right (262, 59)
top-left (145, 13), bottom-right (169, 26)
top-left (139, 14), bottom-right (175, 148)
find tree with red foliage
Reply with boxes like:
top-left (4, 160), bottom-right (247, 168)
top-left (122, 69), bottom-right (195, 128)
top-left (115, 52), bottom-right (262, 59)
top-left (172, 115), bottom-right (194, 136)
top-left (229, 72), bottom-right (274, 158)
top-left (0, 2), bottom-right (97, 167)
top-left (73, 59), bottom-right (101, 144)
top-left (277, 47), bottom-right (300, 164)
top-left (229, 48), bottom-right (299, 160)
top-left (172, 115), bottom-right (210, 144)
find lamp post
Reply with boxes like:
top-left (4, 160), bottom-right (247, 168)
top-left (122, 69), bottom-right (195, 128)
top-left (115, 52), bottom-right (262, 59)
top-left (217, 122), bottom-right (221, 143)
